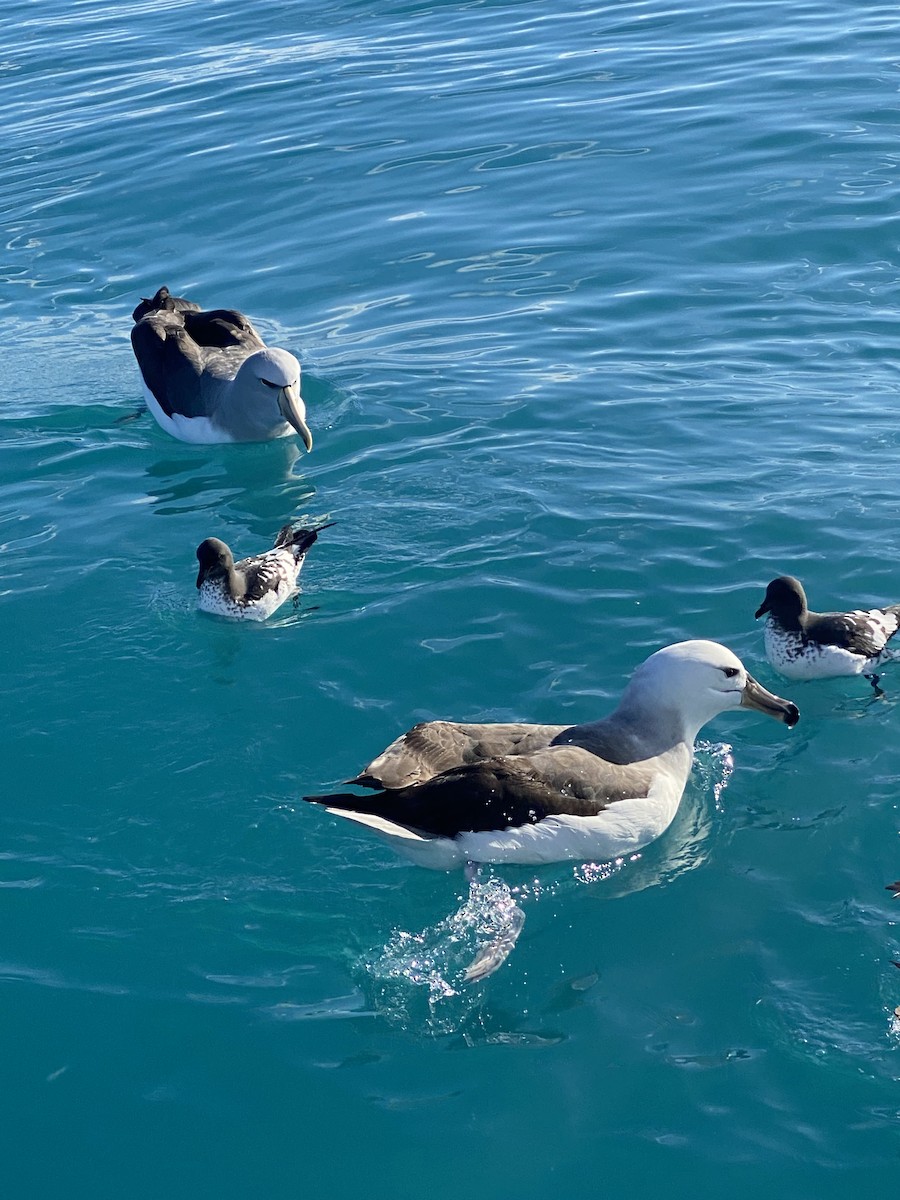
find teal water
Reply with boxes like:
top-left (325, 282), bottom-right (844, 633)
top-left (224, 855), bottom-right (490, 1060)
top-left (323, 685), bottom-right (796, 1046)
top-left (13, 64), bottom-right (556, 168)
top-left (4, 0), bottom-right (900, 1193)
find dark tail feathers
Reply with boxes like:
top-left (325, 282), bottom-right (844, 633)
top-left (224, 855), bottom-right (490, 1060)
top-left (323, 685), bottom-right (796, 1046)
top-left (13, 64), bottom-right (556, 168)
top-left (303, 791), bottom-right (377, 811)
top-left (132, 286), bottom-right (201, 323)
top-left (273, 521), bottom-right (336, 557)
top-left (343, 772), bottom-right (384, 791)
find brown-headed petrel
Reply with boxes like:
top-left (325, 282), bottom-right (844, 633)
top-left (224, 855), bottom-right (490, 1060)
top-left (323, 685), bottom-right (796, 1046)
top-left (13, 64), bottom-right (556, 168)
top-left (755, 575), bottom-right (900, 688)
top-left (196, 522), bottom-right (332, 620)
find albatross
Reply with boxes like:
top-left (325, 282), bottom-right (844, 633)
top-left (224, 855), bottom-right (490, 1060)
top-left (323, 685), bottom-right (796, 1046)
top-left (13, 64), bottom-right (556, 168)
top-left (305, 640), bottom-right (798, 870)
top-left (755, 575), bottom-right (900, 688)
top-left (304, 641), bottom-right (798, 979)
top-left (196, 522), bottom-right (332, 621)
top-left (130, 286), bottom-right (313, 446)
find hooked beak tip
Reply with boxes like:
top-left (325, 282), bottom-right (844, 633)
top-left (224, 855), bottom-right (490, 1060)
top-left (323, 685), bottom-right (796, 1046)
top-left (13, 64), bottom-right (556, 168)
top-left (278, 385), bottom-right (313, 451)
top-left (740, 673), bottom-right (800, 727)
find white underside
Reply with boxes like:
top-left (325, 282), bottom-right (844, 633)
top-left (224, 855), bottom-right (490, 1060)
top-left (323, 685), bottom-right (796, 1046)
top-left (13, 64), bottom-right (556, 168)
top-left (139, 381), bottom-right (233, 443)
top-left (197, 580), bottom-right (296, 620)
top-left (197, 552), bottom-right (299, 620)
top-left (326, 777), bottom-right (683, 871)
top-left (139, 379), bottom-right (292, 444)
top-left (763, 624), bottom-right (873, 680)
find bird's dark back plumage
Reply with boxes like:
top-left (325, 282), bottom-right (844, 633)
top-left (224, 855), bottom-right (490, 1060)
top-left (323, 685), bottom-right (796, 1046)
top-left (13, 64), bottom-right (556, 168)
top-left (131, 286), bottom-right (199, 322)
top-left (273, 522), bottom-right (336, 558)
top-left (307, 762), bottom-right (566, 838)
top-left (305, 744), bottom-right (655, 839)
top-left (181, 308), bottom-right (253, 349)
top-left (130, 286), bottom-right (266, 418)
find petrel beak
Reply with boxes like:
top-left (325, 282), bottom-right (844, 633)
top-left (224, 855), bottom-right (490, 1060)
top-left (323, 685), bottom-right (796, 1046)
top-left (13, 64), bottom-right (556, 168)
top-left (278, 383), bottom-right (313, 451)
top-left (740, 673), bottom-right (799, 726)
top-left (754, 597), bottom-right (770, 620)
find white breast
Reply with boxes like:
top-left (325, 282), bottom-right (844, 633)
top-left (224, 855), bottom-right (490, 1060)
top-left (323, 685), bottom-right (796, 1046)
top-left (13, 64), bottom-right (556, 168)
top-left (763, 624), bottom-right (868, 679)
top-left (337, 771), bottom-right (686, 872)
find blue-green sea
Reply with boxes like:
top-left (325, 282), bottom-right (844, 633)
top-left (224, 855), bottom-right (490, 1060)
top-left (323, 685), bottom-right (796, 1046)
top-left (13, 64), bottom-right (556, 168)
top-left (4, 0), bottom-right (900, 1194)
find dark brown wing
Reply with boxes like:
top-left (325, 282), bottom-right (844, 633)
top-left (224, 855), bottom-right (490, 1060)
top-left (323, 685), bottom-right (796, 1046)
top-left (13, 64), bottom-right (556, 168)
top-left (130, 310), bottom-right (207, 417)
top-left (130, 288), bottom-right (266, 418)
top-left (346, 720), bottom-right (570, 790)
top-left (308, 747), bottom-right (655, 839)
top-left (131, 286), bottom-right (200, 322)
top-left (806, 608), bottom-right (900, 657)
top-left (181, 308), bottom-right (261, 350)
top-left (236, 552), bottom-right (293, 602)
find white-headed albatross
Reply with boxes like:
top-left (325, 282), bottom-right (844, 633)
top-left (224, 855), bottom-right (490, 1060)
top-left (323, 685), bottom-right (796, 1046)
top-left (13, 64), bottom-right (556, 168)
top-left (304, 641), bottom-right (799, 979)
top-left (130, 286), bottom-right (313, 446)
top-left (755, 575), bottom-right (900, 689)
top-left (196, 522), bottom-right (332, 621)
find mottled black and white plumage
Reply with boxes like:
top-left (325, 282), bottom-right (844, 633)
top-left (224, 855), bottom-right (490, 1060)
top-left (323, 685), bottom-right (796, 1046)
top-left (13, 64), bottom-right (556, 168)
top-left (755, 575), bottom-right (900, 686)
top-left (131, 286), bottom-right (313, 446)
top-left (196, 523), bottom-right (331, 620)
top-left (304, 641), bottom-right (799, 872)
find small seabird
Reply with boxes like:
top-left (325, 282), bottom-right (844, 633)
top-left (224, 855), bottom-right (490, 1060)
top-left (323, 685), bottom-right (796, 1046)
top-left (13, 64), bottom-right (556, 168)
top-left (755, 575), bottom-right (900, 687)
top-left (130, 286), bottom-right (313, 446)
top-left (304, 640), bottom-right (798, 870)
top-left (196, 523), bottom-right (331, 620)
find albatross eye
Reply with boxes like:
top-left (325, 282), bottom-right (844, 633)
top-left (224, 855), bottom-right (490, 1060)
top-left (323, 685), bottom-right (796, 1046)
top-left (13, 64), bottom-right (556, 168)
top-left (721, 667), bottom-right (739, 678)
top-left (260, 378), bottom-right (279, 389)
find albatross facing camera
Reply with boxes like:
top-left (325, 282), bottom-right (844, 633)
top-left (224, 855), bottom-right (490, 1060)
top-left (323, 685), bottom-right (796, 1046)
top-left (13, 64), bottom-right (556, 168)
top-left (130, 286), bottom-right (313, 446)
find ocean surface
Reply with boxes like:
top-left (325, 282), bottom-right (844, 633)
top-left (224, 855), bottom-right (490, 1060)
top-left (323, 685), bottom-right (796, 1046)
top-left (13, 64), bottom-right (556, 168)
top-left (3, 0), bottom-right (900, 1193)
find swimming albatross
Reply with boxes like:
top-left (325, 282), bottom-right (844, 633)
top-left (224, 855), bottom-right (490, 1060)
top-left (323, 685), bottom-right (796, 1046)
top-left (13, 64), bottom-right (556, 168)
top-left (196, 522), bottom-right (333, 621)
top-left (304, 640), bottom-right (799, 979)
top-left (130, 286), bottom-right (313, 446)
top-left (755, 574), bottom-right (900, 689)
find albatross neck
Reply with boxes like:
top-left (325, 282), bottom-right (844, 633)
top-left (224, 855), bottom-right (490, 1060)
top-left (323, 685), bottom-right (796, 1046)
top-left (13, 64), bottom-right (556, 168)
top-left (602, 688), bottom-right (706, 755)
top-left (559, 698), bottom-right (698, 767)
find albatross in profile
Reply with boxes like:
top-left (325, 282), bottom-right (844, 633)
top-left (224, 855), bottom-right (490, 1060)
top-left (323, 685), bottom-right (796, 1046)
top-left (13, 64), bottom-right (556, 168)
top-left (130, 286), bottom-right (313, 446)
top-left (755, 575), bottom-right (900, 688)
top-left (304, 641), bottom-right (799, 979)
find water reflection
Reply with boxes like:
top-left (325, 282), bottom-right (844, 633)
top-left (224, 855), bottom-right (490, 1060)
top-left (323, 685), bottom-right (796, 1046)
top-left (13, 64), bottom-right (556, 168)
top-left (144, 437), bottom-right (316, 531)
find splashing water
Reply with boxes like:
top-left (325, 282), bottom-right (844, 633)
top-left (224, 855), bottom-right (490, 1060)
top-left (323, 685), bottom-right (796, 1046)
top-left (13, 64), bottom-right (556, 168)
top-left (365, 876), bottom-right (524, 1034)
top-left (363, 742), bottom-right (735, 1032)
top-left (694, 740), bottom-right (734, 811)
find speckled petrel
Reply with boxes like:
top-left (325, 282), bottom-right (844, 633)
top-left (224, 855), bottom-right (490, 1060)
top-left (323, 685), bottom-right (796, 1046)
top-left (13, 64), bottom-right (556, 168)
top-left (130, 286), bottom-right (313, 446)
top-left (755, 575), bottom-right (900, 687)
top-left (196, 523), bottom-right (332, 620)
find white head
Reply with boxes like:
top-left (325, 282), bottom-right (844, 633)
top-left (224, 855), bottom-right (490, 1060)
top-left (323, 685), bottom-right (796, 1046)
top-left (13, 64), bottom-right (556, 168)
top-left (234, 348), bottom-right (312, 448)
top-left (624, 639), bottom-right (799, 740)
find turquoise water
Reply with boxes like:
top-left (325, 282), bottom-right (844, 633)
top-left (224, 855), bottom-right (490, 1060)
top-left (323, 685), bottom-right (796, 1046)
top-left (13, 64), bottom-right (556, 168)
top-left (4, 0), bottom-right (900, 1192)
